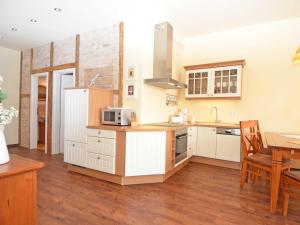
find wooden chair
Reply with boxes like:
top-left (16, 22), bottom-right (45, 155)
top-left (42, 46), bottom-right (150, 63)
top-left (240, 120), bottom-right (292, 189)
top-left (282, 170), bottom-right (300, 216)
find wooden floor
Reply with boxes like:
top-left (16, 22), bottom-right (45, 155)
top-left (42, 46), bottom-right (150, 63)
top-left (9, 146), bottom-right (300, 225)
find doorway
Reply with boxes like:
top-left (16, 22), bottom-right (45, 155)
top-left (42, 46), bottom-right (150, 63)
top-left (30, 73), bottom-right (48, 152)
top-left (52, 68), bottom-right (75, 154)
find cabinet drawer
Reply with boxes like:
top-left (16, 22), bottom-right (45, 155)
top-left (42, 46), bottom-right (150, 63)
top-left (87, 137), bottom-right (116, 156)
top-left (86, 152), bottom-right (115, 174)
top-left (87, 129), bottom-right (116, 139)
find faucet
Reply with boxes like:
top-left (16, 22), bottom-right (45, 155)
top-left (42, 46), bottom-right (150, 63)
top-left (210, 106), bottom-right (220, 123)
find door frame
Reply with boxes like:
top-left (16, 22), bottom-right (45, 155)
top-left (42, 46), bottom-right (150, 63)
top-left (30, 72), bottom-right (48, 151)
top-left (52, 68), bottom-right (75, 154)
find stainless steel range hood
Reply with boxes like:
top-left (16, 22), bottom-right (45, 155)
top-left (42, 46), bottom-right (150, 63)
top-left (144, 22), bottom-right (187, 89)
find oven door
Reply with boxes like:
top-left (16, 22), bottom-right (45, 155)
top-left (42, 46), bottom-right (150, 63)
top-left (102, 110), bottom-right (117, 125)
top-left (175, 133), bottom-right (188, 163)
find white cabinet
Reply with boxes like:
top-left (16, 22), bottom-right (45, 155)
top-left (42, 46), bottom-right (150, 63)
top-left (86, 152), bottom-right (115, 174)
top-left (86, 129), bottom-right (116, 174)
top-left (216, 134), bottom-right (241, 162)
top-left (64, 89), bottom-right (88, 143)
top-left (125, 132), bottom-right (166, 176)
top-left (64, 141), bottom-right (87, 167)
top-left (196, 127), bottom-right (217, 158)
top-left (185, 65), bottom-right (242, 98)
top-left (187, 126), bottom-right (197, 158)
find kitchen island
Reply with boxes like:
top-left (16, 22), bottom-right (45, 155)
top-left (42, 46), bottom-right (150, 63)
top-left (65, 122), bottom-right (240, 185)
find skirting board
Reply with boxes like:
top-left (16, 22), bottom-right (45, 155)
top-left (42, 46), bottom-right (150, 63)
top-left (67, 160), bottom-right (191, 185)
top-left (191, 156), bottom-right (241, 170)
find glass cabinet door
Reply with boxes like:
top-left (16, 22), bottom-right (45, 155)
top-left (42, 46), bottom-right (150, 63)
top-left (187, 70), bottom-right (209, 97)
top-left (213, 66), bottom-right (240, 96)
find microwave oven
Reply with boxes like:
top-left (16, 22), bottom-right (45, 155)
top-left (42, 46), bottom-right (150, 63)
top-left (102, 108), bottom-right (132, 126)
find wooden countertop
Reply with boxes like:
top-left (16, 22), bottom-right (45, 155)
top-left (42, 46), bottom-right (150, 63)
top-left (0, 154), bottom-right (44, 178)
top-left (87, 122), bottom-right (240, 132)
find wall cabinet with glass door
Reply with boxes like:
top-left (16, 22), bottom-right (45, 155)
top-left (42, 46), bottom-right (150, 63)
top-left (185, 61), bottom-right (244, 98)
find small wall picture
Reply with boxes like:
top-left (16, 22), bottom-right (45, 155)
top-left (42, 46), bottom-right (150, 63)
top-left (126, 82), bottom-right (136, 98)
top-left (127, 65), bottom-right (137, 81)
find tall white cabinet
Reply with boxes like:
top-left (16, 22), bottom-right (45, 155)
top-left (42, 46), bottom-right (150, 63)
top-left (63, 88), bottom-right (113, 170)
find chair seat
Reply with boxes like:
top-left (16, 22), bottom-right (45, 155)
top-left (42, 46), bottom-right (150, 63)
top-left (284, 170), bottom-right (300, 181)
top-left (246, 153), bottom-right (292, 167)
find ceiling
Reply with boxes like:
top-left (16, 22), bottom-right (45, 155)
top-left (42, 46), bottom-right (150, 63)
top-left (1, 0), bottom-right (300, 50)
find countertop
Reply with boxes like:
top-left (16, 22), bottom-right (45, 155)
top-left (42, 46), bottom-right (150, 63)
top-left (87, 121), bottom-right (240, 132)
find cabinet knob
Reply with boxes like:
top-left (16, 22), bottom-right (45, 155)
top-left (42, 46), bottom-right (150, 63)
top-left (72, 144), bottom-right (75, 147)
top-left (97, 157), bottom-right (101, 160)
top-left (97, 140), bottom-right (101, 143)
top-left (98, 131), bottom-right (101, 134)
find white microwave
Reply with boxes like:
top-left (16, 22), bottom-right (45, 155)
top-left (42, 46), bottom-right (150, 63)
top-left (102, 108), bottom-right (132, 126)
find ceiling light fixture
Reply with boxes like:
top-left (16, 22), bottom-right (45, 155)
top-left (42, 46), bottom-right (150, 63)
top-left (11, 27), bottom-right (18, 31)
top-left (30, 18), bottom-right (38, 23)
top-left (54, 7), bottom-right (62, 12)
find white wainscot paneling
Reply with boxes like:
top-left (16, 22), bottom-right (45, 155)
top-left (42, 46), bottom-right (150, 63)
top-left (125, 132), bottom-right (166, 176)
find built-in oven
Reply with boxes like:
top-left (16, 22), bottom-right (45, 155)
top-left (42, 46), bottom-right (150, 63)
top-left (175, 128), bottom-right (188, 164)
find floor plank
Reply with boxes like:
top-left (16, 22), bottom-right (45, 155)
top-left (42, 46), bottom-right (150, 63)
top-left (8, 146), bottom-right (300, 225)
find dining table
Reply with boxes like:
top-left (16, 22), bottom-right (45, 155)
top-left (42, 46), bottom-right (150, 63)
top-left (265, 132), bottom-right (300, 213)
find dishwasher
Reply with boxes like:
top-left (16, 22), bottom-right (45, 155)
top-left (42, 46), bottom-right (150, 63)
top-left (216, 128), bottom-right (241, 162)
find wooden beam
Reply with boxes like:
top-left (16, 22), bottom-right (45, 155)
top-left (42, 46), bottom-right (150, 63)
top-left (183, 59), bottom-right (246, 71)
top-left (18, 51), bottom-right (23, 145)
top-left (46, 42), bottom-right (54, 155)
top-left (75, 34), bottom-right (80, 87)
top-left (28, 48), bottom-right (33, 148)
top-left (31, 63), bottom-right (76, 74)
top-left (118, 22), bottom-right (124, 107)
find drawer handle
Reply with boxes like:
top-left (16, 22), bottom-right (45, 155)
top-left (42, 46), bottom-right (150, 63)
top-left (98, 131), bottom-right (101, 134)
top-left (97, 157), bottom-right (101, 160)
top-left (72, 144), bottom-right (75, 147)
top-left (97, 140), bottom-right (101, 143)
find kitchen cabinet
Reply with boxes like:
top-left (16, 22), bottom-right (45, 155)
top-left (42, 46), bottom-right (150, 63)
top-left (187, 126), bottom-right (197, 158)
top-left (86, 152), bottom-right (115, 174)
top-left (125, 132), bottom-right (166, 176)
top-left (64, 88), bottom-right (113, 167)
top-left (64, 141), bottom-right (87, 167)
top-left (196, 127), bottom-right (217, 158)
top-left (185, 65), bottom-right (242, 98)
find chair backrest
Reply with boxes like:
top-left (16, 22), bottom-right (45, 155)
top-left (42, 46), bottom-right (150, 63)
top-left (240, 120), bottom-right (263, 157)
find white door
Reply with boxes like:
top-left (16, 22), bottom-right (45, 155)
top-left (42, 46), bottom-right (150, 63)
top-left (196, 127), bottom-right (217, 158)
top-left (64, 89), bottom-right (88, 143)
top-left (60, 75), bottom-right (74, 153)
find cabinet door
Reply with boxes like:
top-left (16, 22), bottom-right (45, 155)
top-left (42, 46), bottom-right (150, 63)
top-left (196, 127), bottom-right (216, 158)
top-left (186, 70), bottom-right (212, 98)
top-left (212, 66), bottom-right (241, 97)
top-left (64, 141), bottom-right (87, 167)
top-left (216, 135), bottom-right (241, 162)
top-left (187, 126), bottom-right (197, 158)
top-left (64, 89), bottom-right (88, 143)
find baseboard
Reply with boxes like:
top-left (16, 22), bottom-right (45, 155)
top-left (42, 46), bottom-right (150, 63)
top-left (7, 144), bottom-right (19, 148)
top-left (191, 156), bottom-right (241, 170)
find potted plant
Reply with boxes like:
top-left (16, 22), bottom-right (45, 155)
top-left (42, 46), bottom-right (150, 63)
top-left (0, 75), bottom-right (18, 165)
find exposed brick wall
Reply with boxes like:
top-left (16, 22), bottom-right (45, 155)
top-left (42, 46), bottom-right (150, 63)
top-left (19, 24), bottom-right (121, 148)
top-left (79, 24), bottom-right (119, 90)
top-left (53, 36), bottom-right (76, 66)
top-left (32, 44), bottom-right (51, 69)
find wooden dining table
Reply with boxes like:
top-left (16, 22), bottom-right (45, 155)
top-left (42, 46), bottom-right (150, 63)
top-left (265, 132), bottom-right (300, 213)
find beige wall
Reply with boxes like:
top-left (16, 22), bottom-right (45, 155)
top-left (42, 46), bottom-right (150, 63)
top-left (180, 18), bottom-right (300, 133)
top-left (0, 46), bottom-right (20, 145)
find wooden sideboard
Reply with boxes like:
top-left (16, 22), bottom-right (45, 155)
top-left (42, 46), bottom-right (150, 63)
top-left (0, 154), bottom-right (44, 225)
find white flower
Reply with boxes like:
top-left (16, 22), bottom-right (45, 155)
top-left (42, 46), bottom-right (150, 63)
top-left (0, 75), bottom-right (3, 87)
top-left (0, 107), bottom-right (18, 125)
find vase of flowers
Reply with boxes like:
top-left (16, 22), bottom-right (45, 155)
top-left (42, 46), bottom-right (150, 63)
top-left (0, 75), bottom-right (18, 165)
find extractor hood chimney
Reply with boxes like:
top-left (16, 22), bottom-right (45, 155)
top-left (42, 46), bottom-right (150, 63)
top-left (144, 22), bottom-right (187, 89)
